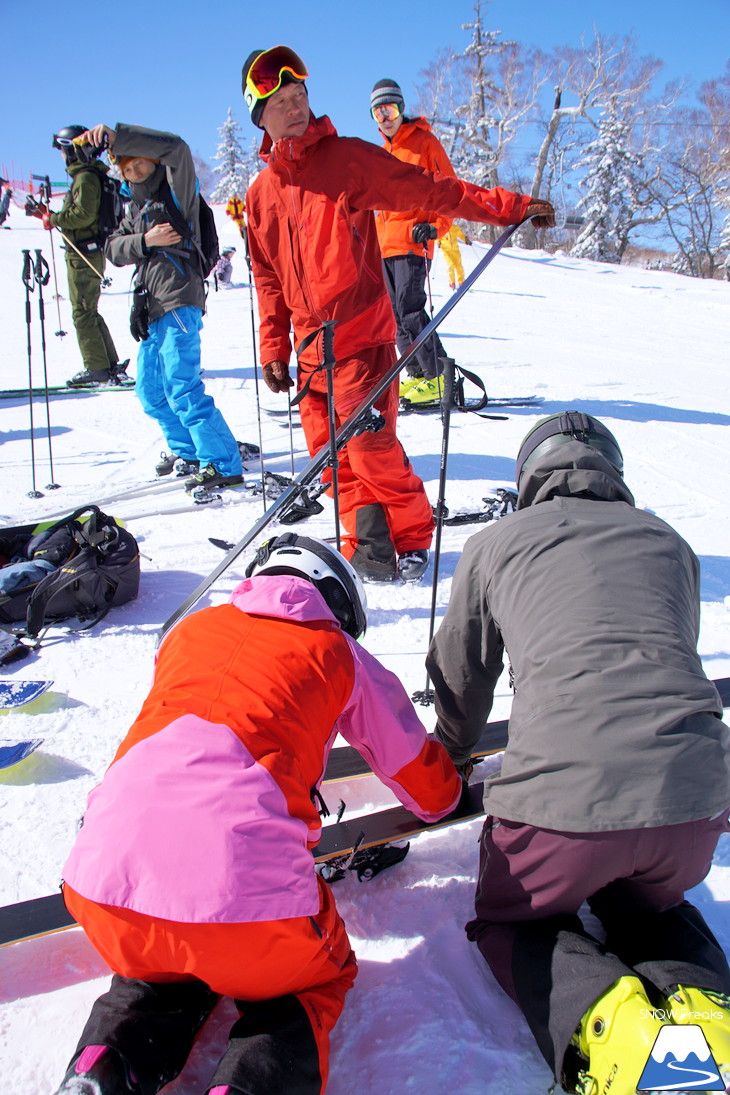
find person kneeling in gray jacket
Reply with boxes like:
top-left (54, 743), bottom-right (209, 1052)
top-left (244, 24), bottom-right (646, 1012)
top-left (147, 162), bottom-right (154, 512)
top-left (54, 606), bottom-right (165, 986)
top-left (427, 411), bottom-right (730, 1095)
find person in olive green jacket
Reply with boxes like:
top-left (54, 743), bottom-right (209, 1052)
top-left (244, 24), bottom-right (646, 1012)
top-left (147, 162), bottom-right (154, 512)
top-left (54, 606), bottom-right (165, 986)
top-left (44, 126), bottom-right (125, 388)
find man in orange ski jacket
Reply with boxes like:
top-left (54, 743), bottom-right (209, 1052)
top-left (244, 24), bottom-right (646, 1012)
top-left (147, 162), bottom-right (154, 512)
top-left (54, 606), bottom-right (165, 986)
top-left (370, 78), bottom-right (459, 404)
top-left (242, 47), bottom-right (554, 584)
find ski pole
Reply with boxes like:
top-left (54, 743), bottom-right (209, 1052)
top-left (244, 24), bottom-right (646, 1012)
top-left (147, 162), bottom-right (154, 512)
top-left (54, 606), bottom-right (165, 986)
top-left (33, 249), bottom-right (60, 489)
top-left (412, 354), bottom-right (457, 706)
top-left (31, 174), bottom-right (67, 337)
top-left (242, 235), bottom-right (268, 513)
top-left (320, 322), bottom-right (341, 552)
top-left (158, 220), bottom-right (525, 644)
top-left (423, 241), bottom-right (441, 385)
top-left (21, 250), bottom-right (43, 498)
top-left (56, 228), bottom-right (111, 286)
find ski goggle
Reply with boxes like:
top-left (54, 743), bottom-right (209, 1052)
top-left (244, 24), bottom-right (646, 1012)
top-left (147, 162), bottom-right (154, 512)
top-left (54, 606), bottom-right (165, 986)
top-left (372, 103), bottom-right (402, 123)
top-left (244, 46), bottom-right (308, 111)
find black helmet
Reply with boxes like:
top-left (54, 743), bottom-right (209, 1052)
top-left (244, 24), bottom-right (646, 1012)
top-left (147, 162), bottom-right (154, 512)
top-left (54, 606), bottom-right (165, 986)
top-left (245, 533), bottom-right (368, 639)
top-left (515, 411), bottom-right (623, 485)
top-left (52, 125), bottom-right (91, 164)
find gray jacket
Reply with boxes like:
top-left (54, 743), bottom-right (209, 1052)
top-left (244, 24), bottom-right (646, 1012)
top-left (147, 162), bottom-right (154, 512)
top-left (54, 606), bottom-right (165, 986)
top-left (105, 124), bottom-right (205, 321)
top-left (427, 441), bottom-right (730, 831)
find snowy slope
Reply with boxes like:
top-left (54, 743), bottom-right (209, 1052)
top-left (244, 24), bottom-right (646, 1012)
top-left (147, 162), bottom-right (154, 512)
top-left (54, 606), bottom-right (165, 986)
top-left (1, 198), bottom-right (729, 1095)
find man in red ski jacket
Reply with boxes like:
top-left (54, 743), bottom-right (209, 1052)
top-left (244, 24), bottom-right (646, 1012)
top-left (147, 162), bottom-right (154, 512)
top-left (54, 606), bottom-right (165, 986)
top-left (242, 46), bottom-right (554, 583)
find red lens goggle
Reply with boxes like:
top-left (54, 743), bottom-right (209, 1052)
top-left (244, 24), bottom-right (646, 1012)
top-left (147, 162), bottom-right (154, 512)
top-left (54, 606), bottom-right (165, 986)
top-left (245, 46), bottom-right (308, 108)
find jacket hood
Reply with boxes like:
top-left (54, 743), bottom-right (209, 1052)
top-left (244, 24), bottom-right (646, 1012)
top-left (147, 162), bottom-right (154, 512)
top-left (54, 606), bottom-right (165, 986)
top-left (259, 114), bottom-right (335, 164)
top-left (517, 440), bottom-right (635, 509)
top-left (383, 116), bottom-right (433, 143)
top-left (127, 162), bottom-right (166, 205)
top-left (229, 572), bottom-right (341, 628)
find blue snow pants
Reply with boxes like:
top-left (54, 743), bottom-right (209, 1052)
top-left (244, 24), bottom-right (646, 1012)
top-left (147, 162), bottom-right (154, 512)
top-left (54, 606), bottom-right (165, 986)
top-left (135, 307), bottom-right (241, 476)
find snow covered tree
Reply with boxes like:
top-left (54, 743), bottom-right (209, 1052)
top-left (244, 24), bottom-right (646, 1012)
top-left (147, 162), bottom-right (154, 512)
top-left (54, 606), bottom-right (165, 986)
top-left (571, 98), bottom-right (647, 263)
top-left (210, 109), bottom-right (256, 204)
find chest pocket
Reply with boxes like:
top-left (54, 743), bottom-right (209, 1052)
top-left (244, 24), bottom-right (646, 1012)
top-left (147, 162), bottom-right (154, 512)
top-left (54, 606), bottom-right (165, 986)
top-left (299, 191), bottom-right (360, 311)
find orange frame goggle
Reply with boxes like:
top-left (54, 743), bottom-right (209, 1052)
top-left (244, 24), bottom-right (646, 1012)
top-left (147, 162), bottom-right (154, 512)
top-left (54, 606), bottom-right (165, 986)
top-left (372, 103), bottom-right (402, 123)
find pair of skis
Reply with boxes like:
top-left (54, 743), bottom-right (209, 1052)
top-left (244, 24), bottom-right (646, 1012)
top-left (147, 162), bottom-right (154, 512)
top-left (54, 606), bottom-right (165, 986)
top-left (0, 680), bottom-right (53, 770)
top-left (2, 676), bottom-right (728, 945)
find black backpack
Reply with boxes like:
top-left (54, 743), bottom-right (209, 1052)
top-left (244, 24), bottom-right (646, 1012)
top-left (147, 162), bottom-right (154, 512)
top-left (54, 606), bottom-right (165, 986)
top-left (0, 506), bottom-right (140, 639)
top-left (158, 176), bottom-right (220, 278)
top-left (77, 166), bottom-right (126, 248)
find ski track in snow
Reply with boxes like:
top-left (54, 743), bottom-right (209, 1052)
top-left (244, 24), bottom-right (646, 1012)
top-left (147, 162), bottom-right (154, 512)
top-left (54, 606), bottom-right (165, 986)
top-left (1, 204), bottom-right (729, 1093)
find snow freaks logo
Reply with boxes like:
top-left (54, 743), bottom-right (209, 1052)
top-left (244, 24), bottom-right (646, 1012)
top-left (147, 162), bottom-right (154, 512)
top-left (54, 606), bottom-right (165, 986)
top-left (636, 1024), bottom-right (724, 1091)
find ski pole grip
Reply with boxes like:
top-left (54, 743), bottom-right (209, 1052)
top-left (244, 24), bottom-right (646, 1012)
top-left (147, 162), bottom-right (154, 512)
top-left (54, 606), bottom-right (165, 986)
top-left (320, 320), bottom-right (336, 370)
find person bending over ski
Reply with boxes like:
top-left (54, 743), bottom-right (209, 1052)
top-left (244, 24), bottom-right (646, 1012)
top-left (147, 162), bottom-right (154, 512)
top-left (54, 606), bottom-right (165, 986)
top-left (76, 123), bottom-right (243, 491)
top-left (54, 534), bottom-right (462, 1095)
top-left (26, 128), bottom-right (126, 388)
top-left (241, 45), bottom-right (554, 585)
top-left (426, 411), bottom-right (730, 1095)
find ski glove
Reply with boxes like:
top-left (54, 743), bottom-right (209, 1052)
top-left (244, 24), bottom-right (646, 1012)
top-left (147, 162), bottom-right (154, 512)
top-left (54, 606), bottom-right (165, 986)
top-left (262, 360), bottom-right (294, 393)
top-left (130, 286), bottom-right (150, 342)
top-left (25, 196), bottom-right (48, 220)
top-left (412, 222), bottom-right (438, 245)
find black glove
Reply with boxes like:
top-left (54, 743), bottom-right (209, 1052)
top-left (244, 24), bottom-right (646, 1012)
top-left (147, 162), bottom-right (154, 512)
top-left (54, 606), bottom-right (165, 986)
top-left (412, 222), bottom-right (438, 245)
top-left (130, 285), bottom-right (150, 342)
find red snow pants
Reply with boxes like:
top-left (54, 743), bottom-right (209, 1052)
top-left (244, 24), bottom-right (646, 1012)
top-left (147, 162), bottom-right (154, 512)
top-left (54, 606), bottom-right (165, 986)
top-left (297, 343), bottom-right (434, 558)
top-left (64, 875), bottom-right (356, 1094)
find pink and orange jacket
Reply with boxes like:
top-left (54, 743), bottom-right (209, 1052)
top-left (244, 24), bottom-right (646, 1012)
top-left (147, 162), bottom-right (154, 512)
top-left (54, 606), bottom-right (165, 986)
top-left (245, 114), bottom-right (531, 367)
top-left (63, 575), bottom-right (461, 924)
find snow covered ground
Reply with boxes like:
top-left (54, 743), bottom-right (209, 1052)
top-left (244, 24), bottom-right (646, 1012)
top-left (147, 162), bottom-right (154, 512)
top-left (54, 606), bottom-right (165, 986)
top-left (1, 197), bottom-right (729, 1094)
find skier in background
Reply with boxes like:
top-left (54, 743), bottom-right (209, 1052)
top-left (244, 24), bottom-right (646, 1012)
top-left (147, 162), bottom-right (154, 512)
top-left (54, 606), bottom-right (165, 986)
top-left (242, 45), bottom-right (554, 584)
top-left (438, 223), bottom-right (472, 290)
top-left (0, 179), bottom-right (12, 227)
top-left (54, 534), bottom-right (462, 1095)
top-left (369, 78), bottom-right (459, 407)
top-left (26, 128), bottom-right (126, 388)
top-left (427, 411), bottom-right (730, 1095)
top-left (213, 244), bottom-right (236, 286)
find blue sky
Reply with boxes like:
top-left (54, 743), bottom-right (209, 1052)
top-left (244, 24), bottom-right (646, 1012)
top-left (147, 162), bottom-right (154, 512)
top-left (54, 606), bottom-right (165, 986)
top-left (1, 0), bottom-right (727, 188)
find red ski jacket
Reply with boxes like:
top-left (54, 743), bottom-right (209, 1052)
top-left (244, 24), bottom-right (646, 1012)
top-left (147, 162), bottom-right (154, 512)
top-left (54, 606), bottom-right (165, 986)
top-left (377, 117), bottom-right (456, 260)
top-left (246, 114), bottom-right (532, 367)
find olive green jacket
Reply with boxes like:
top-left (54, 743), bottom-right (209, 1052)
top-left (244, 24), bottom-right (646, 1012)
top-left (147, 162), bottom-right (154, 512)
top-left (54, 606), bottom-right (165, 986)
top-left (50, 160), bottom-right (109, 247)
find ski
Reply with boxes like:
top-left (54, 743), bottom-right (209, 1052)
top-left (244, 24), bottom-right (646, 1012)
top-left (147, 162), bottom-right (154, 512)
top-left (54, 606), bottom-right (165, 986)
top-left (1, 677), bottom-right (728, 947)
top-left (159, 221), bottom-right (527, 643)
top-left (0, 680), bottom-right (53, 708)
top-left (442, 489), bottom-right (518, 527)
top-left (0, 739), bottom-right (44, 771)
top-left (324, 716), bottom-right (509, 783)
top-left (400, 395), bottom-right (543, 415)
top-left (0, 383), bottom-right (135, 400)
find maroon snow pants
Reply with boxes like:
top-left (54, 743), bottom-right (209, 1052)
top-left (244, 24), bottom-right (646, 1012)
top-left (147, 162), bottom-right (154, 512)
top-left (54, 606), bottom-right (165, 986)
top-left (466, 813), bottom-right (730, 1081)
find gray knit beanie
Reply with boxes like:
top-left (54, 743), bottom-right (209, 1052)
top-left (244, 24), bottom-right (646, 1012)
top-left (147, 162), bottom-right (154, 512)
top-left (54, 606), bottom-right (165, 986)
top-left (370, 79), bottom-right (404, 116)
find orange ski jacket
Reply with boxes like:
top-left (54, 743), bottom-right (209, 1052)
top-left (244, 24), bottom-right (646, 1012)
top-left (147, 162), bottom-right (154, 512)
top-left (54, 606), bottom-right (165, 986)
top-left (376, 117), bottom-right (456, 260)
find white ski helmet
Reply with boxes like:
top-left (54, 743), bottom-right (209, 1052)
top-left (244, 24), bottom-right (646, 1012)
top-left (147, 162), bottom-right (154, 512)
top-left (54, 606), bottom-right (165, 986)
top-left (245, 533), bottom-right (368, 639)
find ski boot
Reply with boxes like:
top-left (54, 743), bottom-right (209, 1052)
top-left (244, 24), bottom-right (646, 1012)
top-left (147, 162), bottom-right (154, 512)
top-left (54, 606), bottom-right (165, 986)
top-left (184, 464), bottom-right (244, 493)
top-left (155, 451), bottom-right (180, 476)
top-left (397, 550), bottom-right (429, 582)
top-left (66, 368), bottom-right (114, 389)
top-left (400, 375), bottom-right (444, 406)
top-left (55, 1044), bottom-right (141, 1094)
top-left (570, 975), bottom-right (663, 1095)
top-left (664, 984), bottom-right (730, 1087)
top-left (398, 374), bottom-right (423, 399)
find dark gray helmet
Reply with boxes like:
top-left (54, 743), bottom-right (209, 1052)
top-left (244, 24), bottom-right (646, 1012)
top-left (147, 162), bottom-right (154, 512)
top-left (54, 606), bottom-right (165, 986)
top-left (52, 125), bottom-right (92, 164)
top-left (515, 411), bottom-right (623, 485)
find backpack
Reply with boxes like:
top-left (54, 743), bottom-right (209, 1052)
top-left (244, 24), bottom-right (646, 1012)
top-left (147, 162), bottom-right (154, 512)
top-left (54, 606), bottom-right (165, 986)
top-left (158, 176), bottom-right (220, 279)
top-left (76, 166), bottom-right (126, 248)
top-left (0, 506), bottom-right (140, 639)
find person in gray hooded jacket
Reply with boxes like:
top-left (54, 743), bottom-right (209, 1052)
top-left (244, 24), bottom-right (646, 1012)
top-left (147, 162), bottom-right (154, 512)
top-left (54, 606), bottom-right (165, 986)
top-left (427, 411), bottom-right (730, 1095)
top-left (78, 123), bottom-right (243, 491)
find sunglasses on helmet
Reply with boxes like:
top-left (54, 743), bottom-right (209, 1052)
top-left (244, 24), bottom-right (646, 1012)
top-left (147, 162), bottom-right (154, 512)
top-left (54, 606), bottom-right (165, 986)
top-left (372, 103), bottom-right (402, 123)
top-left (244, 46), bottom-right (308, 110)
